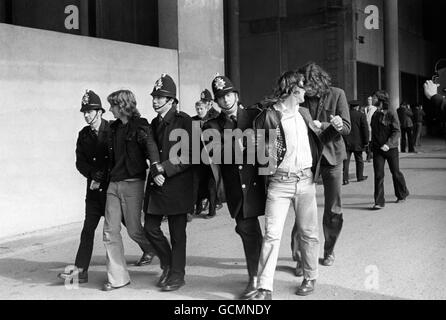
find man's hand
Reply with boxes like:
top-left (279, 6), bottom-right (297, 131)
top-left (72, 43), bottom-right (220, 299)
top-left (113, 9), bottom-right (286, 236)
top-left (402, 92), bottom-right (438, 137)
top-left (153, 174), bottom-right (165, 186)
top-left (380, 144), bottom-right (390, 152)
top-left (92, 170), bottom-right (105, 183)
top-left (423, 80), bottom-right (439, 100)
top-left (313, 120), bottom-right (322, 129)
top-left (330, 115), bottom-right (343, 132)
top-left (150, 162), bottom-right (165, 177)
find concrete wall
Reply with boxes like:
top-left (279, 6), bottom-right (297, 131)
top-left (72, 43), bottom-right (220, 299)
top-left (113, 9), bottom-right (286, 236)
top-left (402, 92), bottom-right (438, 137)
top-left (356, 0), bottom-right (384, 66)
top-left (0, 23), bottom-right (178, 239)
top-left (158, 0), bottom-right (225, 115)
top-left (356, 0), bottom-right (431, 78)
top-left (176, 0), bottom-right (225, 114)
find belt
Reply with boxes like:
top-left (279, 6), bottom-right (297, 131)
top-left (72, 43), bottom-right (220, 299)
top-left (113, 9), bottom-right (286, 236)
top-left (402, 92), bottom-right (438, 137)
top-left (274, 168), bottom-right (313, 180)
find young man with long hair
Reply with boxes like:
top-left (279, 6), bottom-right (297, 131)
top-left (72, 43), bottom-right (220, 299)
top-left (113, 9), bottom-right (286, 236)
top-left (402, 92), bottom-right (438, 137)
top-left (290, 62), bottom-right (350, 269)
top-left (102, 90), bottom-right (161, 291)
top-left (251, 71), bottom-right (324, 299)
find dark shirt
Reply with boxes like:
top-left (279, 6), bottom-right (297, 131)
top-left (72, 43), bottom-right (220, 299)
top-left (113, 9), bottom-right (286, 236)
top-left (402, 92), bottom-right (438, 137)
top-left (371, 110), bottom-right (400, 150)
top-left (307, 96), bottom-right (320, 120)
top-left (110, 122), bottom-right (145, 181)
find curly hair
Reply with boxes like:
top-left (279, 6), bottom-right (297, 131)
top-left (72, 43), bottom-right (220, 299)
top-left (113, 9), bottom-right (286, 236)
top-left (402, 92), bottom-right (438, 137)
top-left (297, 62), bottom-right (331, 96)
top-left (261, 71), bottom-right (305, 106)
top-left (373, 90), bottom-right (390, 109)
top-left (107, 90), bottom-right (141, 119)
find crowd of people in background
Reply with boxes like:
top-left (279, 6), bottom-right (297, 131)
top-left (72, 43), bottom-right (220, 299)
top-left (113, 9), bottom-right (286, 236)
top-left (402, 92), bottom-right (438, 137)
top-left (55, 62), bottom-right (444, 300)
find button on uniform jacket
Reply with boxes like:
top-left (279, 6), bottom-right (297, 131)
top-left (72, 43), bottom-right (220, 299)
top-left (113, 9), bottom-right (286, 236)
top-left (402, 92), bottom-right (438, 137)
top-left (76, 119), bottom-right (110, 201)
top-left (144, 106), bottom-right (195, 216)
top-left (202, 105), bottom-right (266, 219)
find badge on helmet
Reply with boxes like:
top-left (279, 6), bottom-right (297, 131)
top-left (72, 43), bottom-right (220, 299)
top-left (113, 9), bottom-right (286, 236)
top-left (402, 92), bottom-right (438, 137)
top-left (211, 75), bottom-right (238, 101)
top-left (151, 73), bottom-right (178, 103)
top-left (80, 90), bottom-right (105, 113)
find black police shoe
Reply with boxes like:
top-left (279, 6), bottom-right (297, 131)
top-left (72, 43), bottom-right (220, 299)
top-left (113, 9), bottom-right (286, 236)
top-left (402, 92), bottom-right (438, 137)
top-left (161, 278), bottom-right (185, 292)
top-left (239, 277), bottom-right (257, 299)
top-left (321, 252), bottom-right (335, 266)
top-left (157, 267), bottom-right (171, 288)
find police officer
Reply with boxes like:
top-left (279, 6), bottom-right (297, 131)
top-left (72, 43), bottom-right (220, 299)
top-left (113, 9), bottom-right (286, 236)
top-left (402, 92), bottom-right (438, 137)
top-left (58, 90), bottom-right (110, 284)
top-left (143, 74), bottom-right (195, 292)
top-left (202, 75), bottom-right (265, 299)
top-left (200, 88), bottom-right (221, 121)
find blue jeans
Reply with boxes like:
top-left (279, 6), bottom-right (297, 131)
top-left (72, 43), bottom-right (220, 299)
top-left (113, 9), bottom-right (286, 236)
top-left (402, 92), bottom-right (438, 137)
top-left (257, 169), bottom-right (319, 292)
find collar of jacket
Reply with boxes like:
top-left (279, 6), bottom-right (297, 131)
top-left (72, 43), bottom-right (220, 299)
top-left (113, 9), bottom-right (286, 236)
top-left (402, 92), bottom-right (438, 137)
top-left (160, 105), bottom-right (178, 125)
top-left (266, 104), bottom-right (316, 132)
top-left (110, 117), bottom-right (147, 132)
top-left (216, 105), bottom-right (244, 128)
top-left (98, 118), bottom-right (106, 133)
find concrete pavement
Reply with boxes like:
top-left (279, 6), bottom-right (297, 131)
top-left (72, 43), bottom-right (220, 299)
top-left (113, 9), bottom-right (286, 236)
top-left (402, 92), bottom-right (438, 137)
top-left (1, 138), bottom-right (445, 300)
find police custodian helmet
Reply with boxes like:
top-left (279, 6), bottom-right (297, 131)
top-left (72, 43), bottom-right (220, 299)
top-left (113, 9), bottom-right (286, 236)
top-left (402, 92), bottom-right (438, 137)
top-left (150, 73), bottom-right (178, 103)
top-left (200, 89), bottom-right (213, 102)
top-left (80, 90), bottom-right (105, 113)
top-left (211, 74), bottom-right (238, 101)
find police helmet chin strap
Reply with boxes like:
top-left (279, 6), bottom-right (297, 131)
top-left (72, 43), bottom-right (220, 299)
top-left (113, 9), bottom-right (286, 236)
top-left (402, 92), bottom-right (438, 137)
top-left (154, 98), bottom-right (172, 111)
top-left (88, 110), bottom-right (100, 126)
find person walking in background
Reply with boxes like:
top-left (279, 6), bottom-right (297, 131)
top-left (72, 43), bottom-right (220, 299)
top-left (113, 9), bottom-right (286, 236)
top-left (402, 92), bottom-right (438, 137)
top-left (191, 100), bottom-right (218, 219)
top-left (412, 104), bottom-right (425, 147)
top-left (370, 90), bottom-right (409, 210)
top-left (291, 62), bottom-right (350, 267)
top-left (342, 100), bottom-right (369, 185)
top-left (364, 96), bottom-right (377, 162)
top-left (397, 102), bottom-right (415, 153)
top-left (200, 88), bottom-right (221, 121)
top-left (102, 90), bottom-right (161, 291)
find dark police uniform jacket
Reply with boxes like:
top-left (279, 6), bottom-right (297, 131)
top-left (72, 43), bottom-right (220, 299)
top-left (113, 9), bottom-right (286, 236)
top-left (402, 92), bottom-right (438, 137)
top-left (144, 106), bottom-right (195, 216)
top-left (203, 105), bottom-right (266, 219)
top-left (76, 119), bottom-right (110, 204)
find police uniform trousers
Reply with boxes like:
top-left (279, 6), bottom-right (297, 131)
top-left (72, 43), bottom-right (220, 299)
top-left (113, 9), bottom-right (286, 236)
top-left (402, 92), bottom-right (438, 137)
top-left (144, 214), bottom-right (187, 281)
top-left (74, 196), bottom-right (106, 271)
